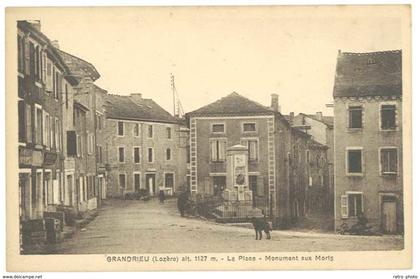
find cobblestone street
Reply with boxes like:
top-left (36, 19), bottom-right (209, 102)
top-left (51, 199), bottom-right (404, 254)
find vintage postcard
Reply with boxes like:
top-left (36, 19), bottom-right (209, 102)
top-left (5, 5), bottom-right (412, 271)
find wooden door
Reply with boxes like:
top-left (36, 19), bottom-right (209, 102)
top-left (382, 201), bottom-right (397, 233)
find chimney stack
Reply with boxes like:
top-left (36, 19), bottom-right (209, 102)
top-left (51, 40), bottom-right (60, 50)
top-left (28, 20), bottom-right (41, 31)
top-left (130, 93), bottom-right (143, 105)
top-left (271, 94), bottom-right (279, 112)
top-left (316, 111), bottom-right (323, 121)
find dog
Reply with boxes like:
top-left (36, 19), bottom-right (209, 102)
top-left (250, 217), bottom-right (272, 240)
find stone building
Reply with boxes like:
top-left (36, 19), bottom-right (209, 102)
top-left (104, 93), bottom-right (188, 198)
top-left (333, 50), bottom-right (403, 234)
top-left (289, 112), bottom-right (334, 217)
top-left (187, 92), bottom-right (312, 228)
top-left (17, 21), bottom-right (78, 246)
top-left (58, 49), bottom-right (107, 212)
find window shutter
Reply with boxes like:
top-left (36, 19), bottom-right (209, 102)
top-left (341, 195), bottom-right (348, 218)
top-left (24, 40), bottom-right (30, 75)
top-left (257, 176), bottom-right (265, 196)
top-left (26, 104), bottom-right (32, 143)
top-left (46, 60), bottom-right (53, 92)
top-left (220, 140), bottom-right (226, 160)
top-left (210, 140), bottom-right (217, 161)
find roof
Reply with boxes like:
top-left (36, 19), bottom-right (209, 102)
top-left (333, 50), bottom-right (402, 98)
top-left (56, 49), bottom-right (100, 82)
top-left (308, 138), bottom-right (329, 150)
top-left (304, 114), bottom-right (334, 128)
top-left (186, 92), bottom-right (275, 117)
top-left (104, 94), bottom-right (179, 124)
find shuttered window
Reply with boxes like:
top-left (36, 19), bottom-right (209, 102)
top-left (18, 101), bottom-right (25, 143)
top-left (210, 139), bottom-right (226, 162)
top-left (25, 104), bottom-right (32, 143)
top-left (119, 174), bottom-right (126, 189)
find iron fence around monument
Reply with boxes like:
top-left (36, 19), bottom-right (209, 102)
top-left (195, 194), bottom-right (272, 222)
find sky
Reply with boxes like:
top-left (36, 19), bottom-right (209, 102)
top-left (34, 6), bottom-right (402, 117)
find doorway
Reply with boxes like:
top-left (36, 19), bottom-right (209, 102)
top-left (145, 173), bottom-right (156, 195)
top-left (382, 195), bottom-right (397, 234)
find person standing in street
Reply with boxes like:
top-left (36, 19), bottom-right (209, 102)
top-left (158, 189), bottom-right (165, 204)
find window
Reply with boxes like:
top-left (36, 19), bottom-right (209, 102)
top-left (119, 174), bottom-right (126, 189)
top-left (166, 148), bottom-right (171, 160)
top-left (29, 42), bottom-right (35, 77)
top-left (134, 173), bottom-right (141, 190)
top-left (97, 145), bottom-right (103, 163)
top-left (96, 114), bottom-right (103, 130)
top-left (134, 147), bottom-right (140, 164)
top-left (243, 123), bottom-right (256, 132)
top-left (165, 173), bottom-right (174, 189)
top-left (18, 101), bottom-right (25, 143)
top-left (118, 147), bottom-right (125, 163)
top-left (187, 146), bottom-right (190, 163)
top-left (87, 134), bottom-right (94, 155)
top-left (211, 123), bottom-right (225, 133)
top-left (347, 149), bottom-right (362, 174)
top-left (148, 148), bottom-right (154, 163)
top-left (348, 106), bottom-right (363, 128)
top-left (44, 113), bottom-right (50, 147)
top-left (25, 104), bottom-right (32, 143)
top-left (210, 139), bottom-right (226, 162)
top-left (134, 123), bottom-right (140, 137)
top-left (166, 127), bottom-right (172, 139)
top-left (380, 148), bottom-right (398, 174)
top-left (55, 118), bottom-right (60, 151)
top-left (117, 121), bottom-right (124, 136)
top-left (148, 125), bottom-right (153, 138)
top-left (241, 139), bottom-right (258, 161)
top-left (381, 105), bottom-right (396, 130)
top-left (35, 107), bottom-right (42, 144)
top-left (17, 36), bottom-right (24, 73)
top-left (348, 193), bottom-right (363, 217)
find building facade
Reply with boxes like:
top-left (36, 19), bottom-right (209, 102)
top-left (58, 49), bottom-right (107, 213)
top-left (17, 21), bottom-right (79, 246)
top-left (333, 50), bottom-right (403, 234)
top-left (187, 92), bottom-right (326, 228)
top-left (104, 93), bottom-right (188, 198)
top-left (290, 112), bottom-right (334, 216)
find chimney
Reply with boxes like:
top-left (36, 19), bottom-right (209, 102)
top-left (27, 20), bottom-right (41, 31)
top-left (271, 94), bottom-right (279, 112)
top-left (316, 111), bottom-right (323, 121)
top-left (51, 40), bottom-right (60, 50)
top-left (130, 93), bottom-right (143, 105)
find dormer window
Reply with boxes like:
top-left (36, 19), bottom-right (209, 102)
top-left (367, 58), bottom-right (376, 65)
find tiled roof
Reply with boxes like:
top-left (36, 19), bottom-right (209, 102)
top-left (305, 114), bottom-right (334, 128)
top-left (57, 49), bottom-right (100, 81)
top-left (186, 92), bottom-right (275, 117)
top-left (104, 94), bottom-right (179, 124)
top-left (333, 50), bottom-right (402, 98)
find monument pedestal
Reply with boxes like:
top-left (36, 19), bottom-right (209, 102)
top-left (213, 145), bottom-right (264, 222)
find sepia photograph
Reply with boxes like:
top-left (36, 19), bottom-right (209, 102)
top-left (5, 4), bottom-right (412, 271)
